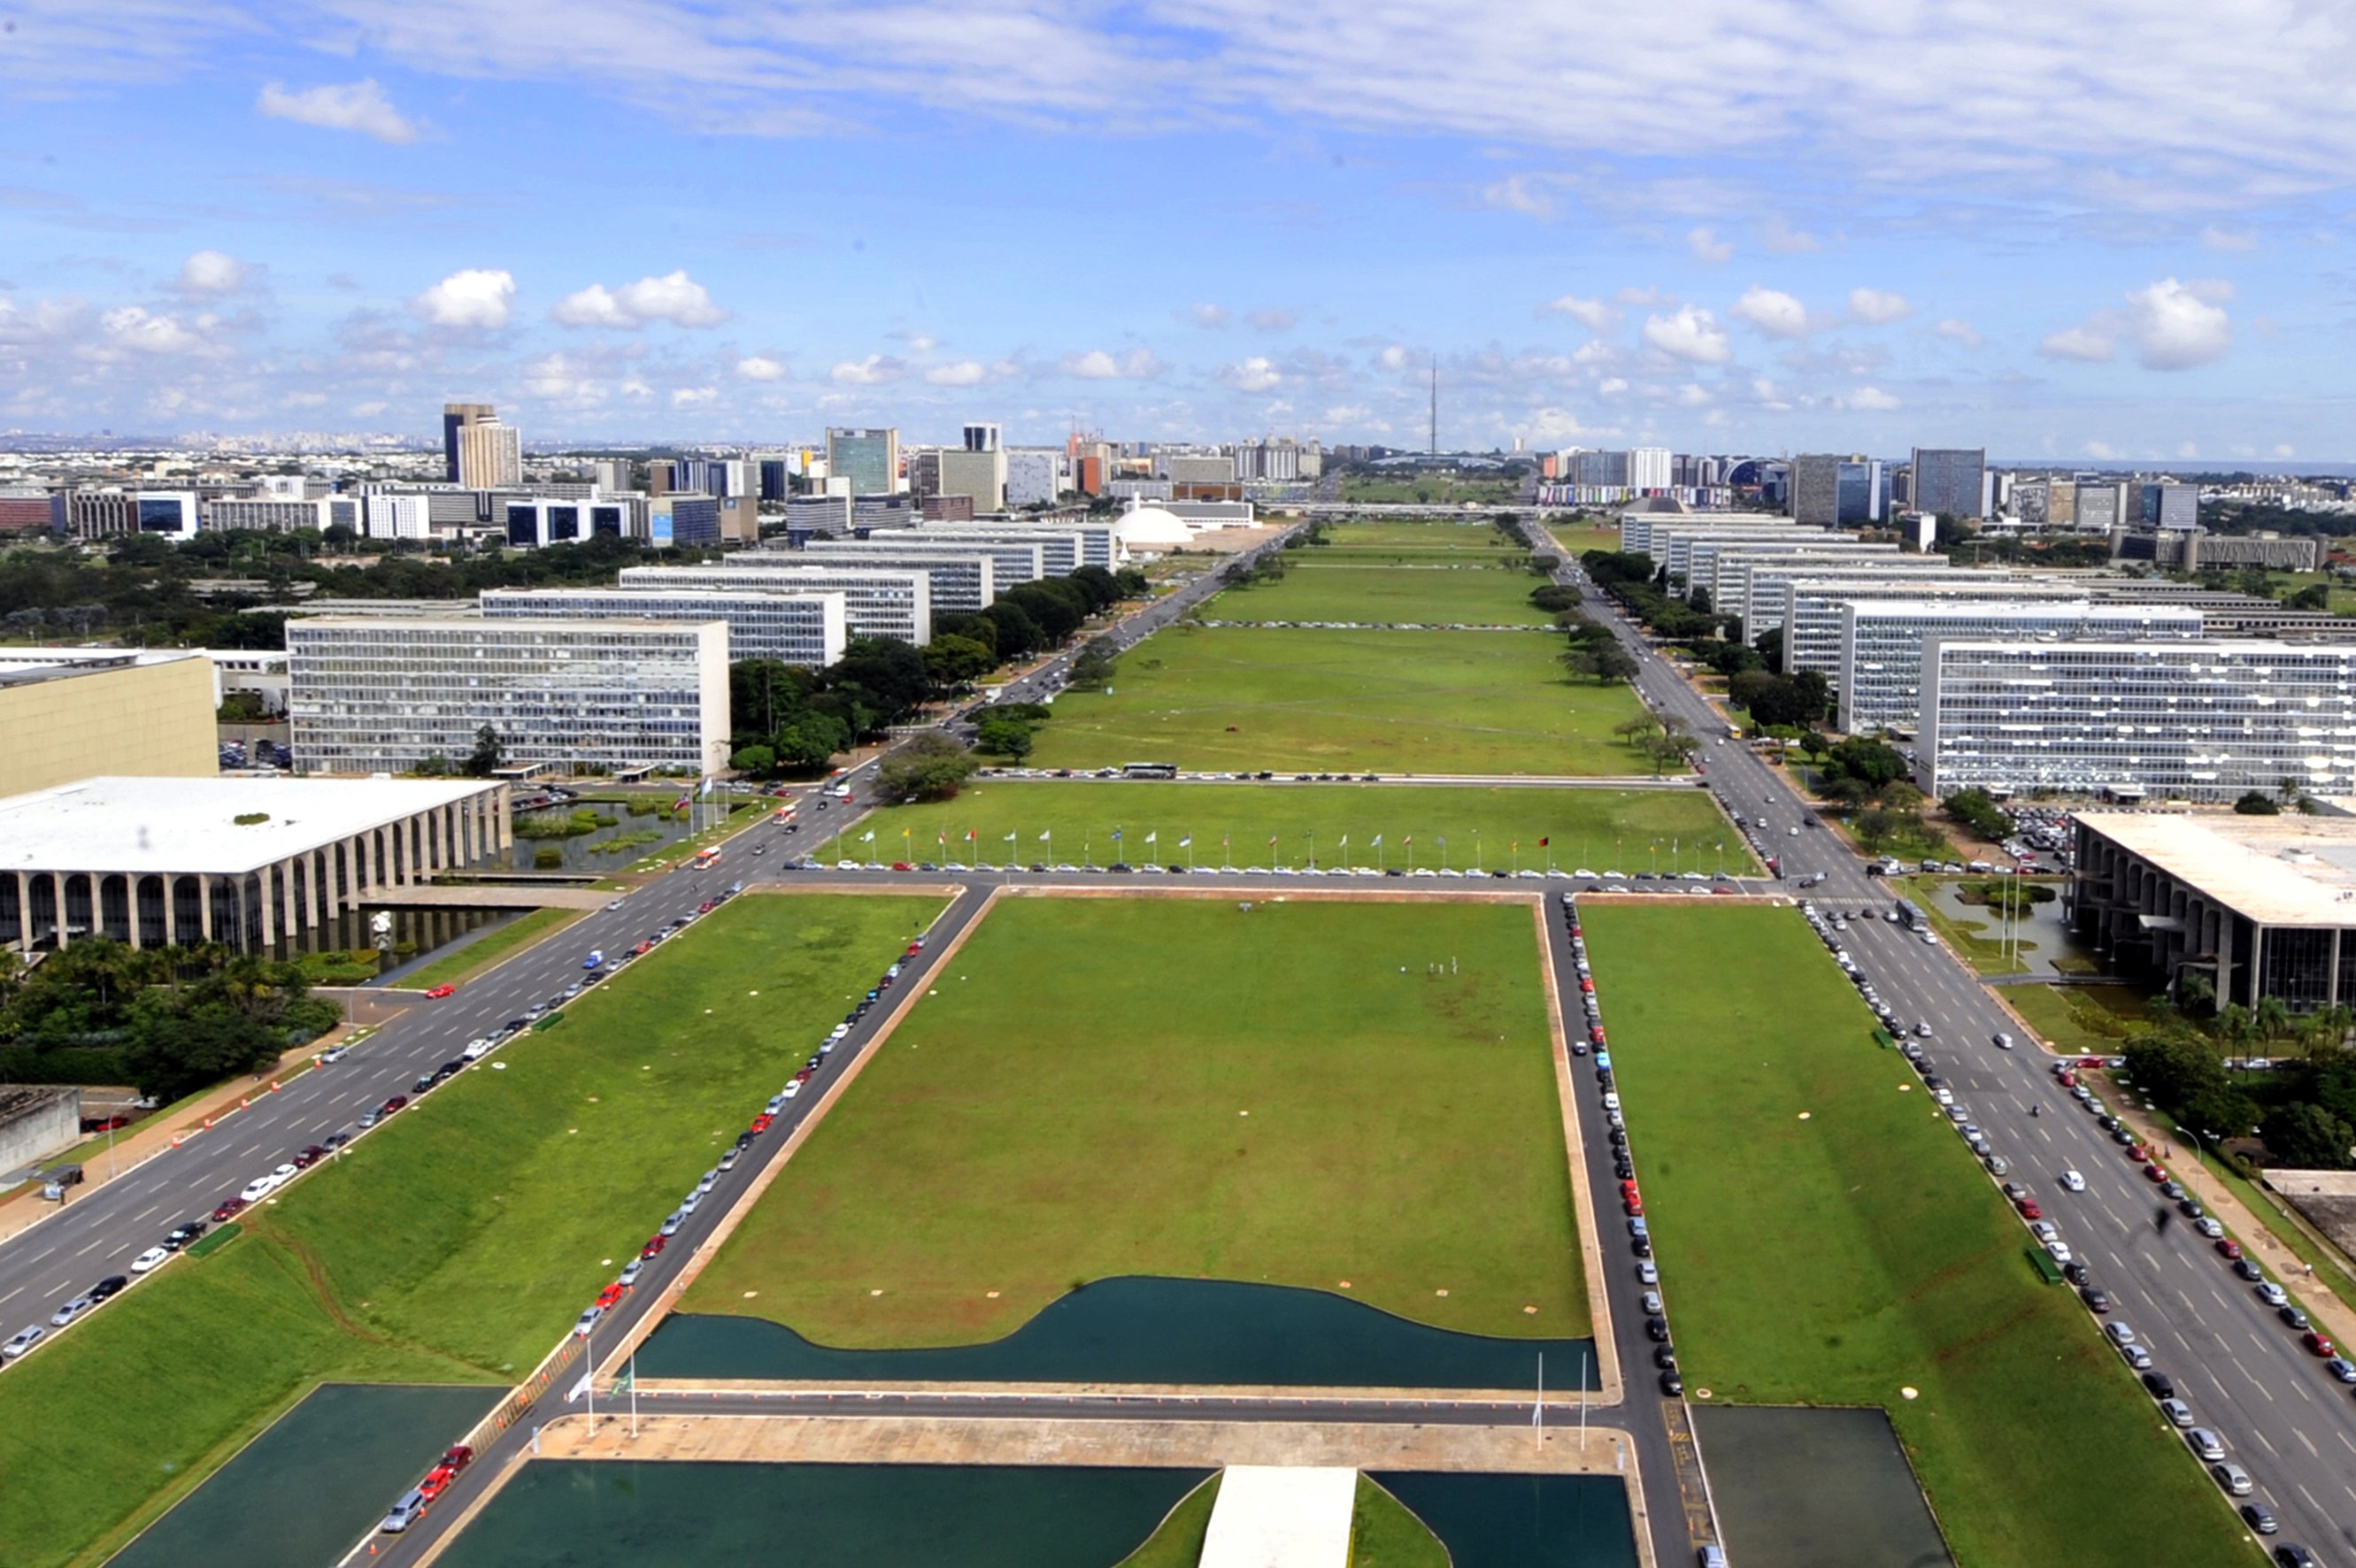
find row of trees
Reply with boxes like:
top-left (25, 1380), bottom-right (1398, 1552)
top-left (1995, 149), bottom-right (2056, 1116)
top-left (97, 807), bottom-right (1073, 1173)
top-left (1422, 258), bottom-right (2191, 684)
top-left (1613, 712), bottom-right (1701, 773)
top-left (0, 939), bottom-right (340, 1101)
top-left (2124, 1010), bottom-right (2356, 1170)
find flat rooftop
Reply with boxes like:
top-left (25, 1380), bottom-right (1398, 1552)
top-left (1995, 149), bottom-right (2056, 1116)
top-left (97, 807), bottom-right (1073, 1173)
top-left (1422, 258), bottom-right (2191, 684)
top-left (0, 775), bottom-right (499, 876)
top-left (0, 648), bottom-right (208, 690)
top-left (2079, 811), bottom-right (2356, 926)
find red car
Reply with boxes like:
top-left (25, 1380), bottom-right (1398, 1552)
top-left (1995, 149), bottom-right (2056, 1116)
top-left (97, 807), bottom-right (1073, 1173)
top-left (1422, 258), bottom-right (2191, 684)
top-left (2017, 1198), bottom-right (2042, 1220)
top-left (890, 861), bottom-right (912, 872)
top-left (2144, 1163), bottom-right (2167, 1183)
top-left (905, 942), bottom-right (924, 957)
top-left (2076, 1057), bottom-right (2107, 1069)
top-left (633, 940), bottom-right (655, 956)
top-left (698, 901), bottom-right (716, 914)
top-left (291, 1144), bottom-right (329, 1169)
top-left (1623, 1193), bottom-right (1644, 1216)
top-left (596, 1282), bottom-right (626, 1311)
top-left (2127, 1143), bottom-right (2149, 1162)
top-left (750, 1113), bottom-right (775, 1134)
top-left (641, 1234), bottom-right (668, 1259)
top-left (419, 1464), bottom-right (457, 1502)
top-left (381, 1095), bottom-right (410, 1116)
top-left (1589, 1026), bottom-right (1607, 1044)
top-left (424, 984), bottom-right (455, 999)
top-left (2057, 1070), bottom-right (2078, 1089)
top-left (2217, 1238), bottom-right (2244, 1260)
top-left (441, 1445), bottom-right (474, 1473)
top-left (793, 1069), bottom-right (812, 1083)
top-left (1579, 978), bottom-right (1595, 994)
top-left (2306, 1331), bottom-right (2337, 1357)
top-left (211, 1195), bottom-right (250, 1224)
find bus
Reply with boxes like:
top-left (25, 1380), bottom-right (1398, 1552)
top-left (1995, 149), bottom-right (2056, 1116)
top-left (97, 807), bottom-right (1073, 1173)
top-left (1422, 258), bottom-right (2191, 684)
top-left (1893, 898), bottom-right (1928, 933)
top-left (1120, 761), bottom-right (1179, 780)
top-left (693, 847), bottom-right (722, 870)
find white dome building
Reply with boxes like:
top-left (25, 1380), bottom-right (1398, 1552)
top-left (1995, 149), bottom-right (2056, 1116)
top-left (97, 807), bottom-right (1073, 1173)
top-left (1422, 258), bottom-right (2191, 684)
top-left (1113, 504), bottom-right (1197, 552)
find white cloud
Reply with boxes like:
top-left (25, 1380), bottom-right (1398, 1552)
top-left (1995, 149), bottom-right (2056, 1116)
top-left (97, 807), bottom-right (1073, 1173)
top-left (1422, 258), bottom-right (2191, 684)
top-left (1729, 285), bottom-right (1810, 338)
top-left (410, 268), bottom-right (514, 331)
top-left (1220, 356), bottom-right (1283, 393)
top-left (2085, 440), bottom-right (2122, 460)
top-left (1761, 215), bottom-right (1820, 254)
top-left (1934, 318), bottom-right (1983, 349)
top-left (2275, 442), bottom-right (2297, 458)
top-left (925, 360), bottom-right (989, 386)
top-left (1191, 304), bottom-right (1229, 327)
top-left (670, 386), bottom-right (717, 408)
top-left (1643, 305), bottom-right (1730, 364)
top-left (1059, 347), bottom-right (1163, 380)
top-left (96, 306), bottom-right (208, 356)
top-left (830, 354), bottom-right (908, 385)
top-left (2127, 276), bottom-right (2232, 369)
top-left (1845, 385), bottom-right (1901, 411)
top-left (175, 250), bottom-right (249, 295)
top-left (256, 79), bottom-right (422, 144)
top-left (1598, 376), bottom-right (1628, 396)
top-left (1543, 295), bottom-right (1620, 334)
top-left (2040, 324), bottom-right (2115, 363)
top-left (1687, 227), bottom-right (1731, 264)
top-left (1378, 344), bottom-right (1411, 371)
top-left (1247, 309), bottom-right (1296, 332)
top-left (2202, 225), bottom-right (2258, 251)
top-left (1847, 287), bottom-right (1912, 325)
top-left (735, 355), bottom-right (788, 381)
top-left (551, 271), bottom-right (725, 329)
top-left (1675, 382), bottom-right (1713, 407)
top-left (1481, 173), bottom-right (1558, 219)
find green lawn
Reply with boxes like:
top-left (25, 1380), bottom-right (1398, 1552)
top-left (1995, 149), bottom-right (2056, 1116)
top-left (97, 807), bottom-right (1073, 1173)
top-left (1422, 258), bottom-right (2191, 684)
top-left (830, 781), bottom-right (1752, 876)
top-left (1213, 564), bottom-right (1555, 625)
top-left (0, 894), bottom-right (940, 1568)
top-left (398, 906), bottom-right (581, 991)
top-left (1114, 1475), bottom-right (1219, 1567)
top-left (1997, 983), bottom-right (2152, 1054)
top-left (1351, 1476), bottom-right (1451, 1566)
top-left (684, 897), bottom-right (1583, 1346)
top-left (1337, 477), bottom-right (1524, 507)
top-left (1028, 626), bottom-right (1658, 776)
top-left (1578, 903), bottom-right (2255, 1568)
top-left (1542, 519), bottom-right (1627, 559)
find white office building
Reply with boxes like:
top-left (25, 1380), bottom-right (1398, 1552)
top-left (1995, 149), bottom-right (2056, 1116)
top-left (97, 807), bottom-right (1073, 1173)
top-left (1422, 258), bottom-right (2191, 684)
top-left (479, 588), bottom-right (848, 668)
top-left (1005, 450), bottom-right (1065, 507)
top-left (364, 494), bottom-right (434, 542)
top-left (910, 527), bottom-right (1082, 575)
top-left (800, 536), bottom-right (1045, 593)
top-left (289, 618), bottom-right (730, 777)
top-left (206, 496), bottom-right (363, 534)
top-left (1836, 599), bottom-right (2206, 735)
top-left (1925, 640), bottom-right (2356, 803)
top-left (767, 543), bottom-right (997, 614)
top-left (1692, 540), bottom-right (1898, 616)
top-left (620, 565), bottom-right (932, 645)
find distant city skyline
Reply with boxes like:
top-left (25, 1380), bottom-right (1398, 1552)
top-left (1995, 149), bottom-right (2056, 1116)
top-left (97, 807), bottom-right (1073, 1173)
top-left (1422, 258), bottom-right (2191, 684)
top-left (1, 3), bottom-right (2352, 457)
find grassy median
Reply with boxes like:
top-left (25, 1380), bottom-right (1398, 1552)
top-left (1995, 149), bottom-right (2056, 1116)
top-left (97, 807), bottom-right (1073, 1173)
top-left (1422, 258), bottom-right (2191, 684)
top-left (0, 894), bottom-right (940, 1568)
top-left (1579, 903), bottom-right (2252, 1568)
top-left (1027, 626), bottom-right (1658, 776)
top-left (685, 896), bottom-right (1584, 1346)
top-left (1218, 563), bottom-right (1556, 625)
top-left (397, 905), bottom-right (581, 992)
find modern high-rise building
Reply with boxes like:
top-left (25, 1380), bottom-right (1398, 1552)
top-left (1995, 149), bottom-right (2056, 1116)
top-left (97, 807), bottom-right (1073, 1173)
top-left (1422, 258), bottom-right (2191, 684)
top-left (1926, 641), bottom-right (2356, 803)
top-left (620, 565), bottom-right (932, 645)
top-left (1005, 450), bottom-right (1063, 507)
top-left (480, 588), bottom-right (848, 668)
top-left (455, 416), bottom-right (522, 490)
top-left (1629, 447), bottom-right (1674, 493)
top-left (828, 427), bottom-right (901, 496)
top-left (443, 403), bottom-right (495, 483)
top-left (591, 457), bottom-right (635, 494)
top-left (935, 448), bottom-right (1007, 513)
top-left (288, 618), bottom-right (732, 776)
top-left (1789, 456), bottom-right (1882, 525)
top-left (962, 422), bottom-right (1001, 453)
top-left (1836, 599), bottom-right (2205, 734)
top-left (1909, 448), bottom-right (1987, 521)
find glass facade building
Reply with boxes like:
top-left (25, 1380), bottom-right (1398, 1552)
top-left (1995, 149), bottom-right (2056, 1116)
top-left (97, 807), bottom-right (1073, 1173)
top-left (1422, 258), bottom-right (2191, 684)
top-left (479, 588), bottom-right (847, 668)
top-left (1836, 599), bottom-right (2205, 734)
top-left (827, 427), bottom-right (900, 498)
top-left (1909, 447), bottom-right (1987, 520)
top-left (288, 618), bottom-right (730, 777)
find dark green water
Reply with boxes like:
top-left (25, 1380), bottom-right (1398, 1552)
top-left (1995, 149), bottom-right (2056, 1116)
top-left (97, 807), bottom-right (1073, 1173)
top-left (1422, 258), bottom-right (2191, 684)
top-left (640, 1276), bottom-right (1597, 1389)
top-left (432, 1462), bottom-right (1210, 1568)
top-left (1376, 1472), bottom-right (1641, 1568)
top-left (1690, 1404), bottom-right (1952, 1568)
top-left (105, 1382), bottom-right (501, 1568)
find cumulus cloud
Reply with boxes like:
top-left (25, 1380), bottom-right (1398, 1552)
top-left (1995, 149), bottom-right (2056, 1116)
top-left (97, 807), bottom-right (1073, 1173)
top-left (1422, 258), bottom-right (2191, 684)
top-left (1220, 356), bottom-right (1283, 393)
top-left (1728, 285), bottom-right (1811, 338)
top-left (1643, 305), bottom-right (1730, 364)
top-left (735, 355), bottom-right (788, 380)
top-left (1191, 303), bottom-right (1229, 327)
top-left (97, 306), bottom-right (211, 356)
top-left (1247, 309), bottom-right (1296, 332)
top-left (1687, 227), bottom-right (1731, 264)
top-left (257, 79), bottom-right (422, 144)
top-left (410, 268), bottom-right (514, 331)
top-left (551, 271), bottom-right (725, 328)
top-left (830, 354), bottom-right (908, 385)
top-left (1378, 344), bottom-right (1412, 371)
top-left (670, 386), bottom-right (717, 408)
top-left (1935, 317), bottom-right (1983, 349)
top-left (925, 360), bottom-right (989, 386)
top-left (1059, 347), bottom-right (1163, 380)
top-left (175, 250), bottom-right (250, 296)
top-left (1481, 173), bottom-right (1558, 219)
top-left (1844, 385), bottom-right (1901, 410)
top-left (1847, 287), bottom-right (1912, 324)
top-left (1543, 295), bottom-right (1620, 334)
top-left (1617, 285), bottom-right (1675, 307)
top-left (2127, 277), bottom-right (2232, 369)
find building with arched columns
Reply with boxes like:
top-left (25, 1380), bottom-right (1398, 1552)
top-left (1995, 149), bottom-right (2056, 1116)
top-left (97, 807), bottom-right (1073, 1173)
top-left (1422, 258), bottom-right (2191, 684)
top-left (0, 776), bottom-right (508, 955)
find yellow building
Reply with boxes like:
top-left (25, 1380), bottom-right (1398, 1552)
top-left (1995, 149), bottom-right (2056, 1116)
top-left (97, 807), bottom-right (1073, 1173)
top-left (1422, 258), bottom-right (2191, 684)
top-left (0, 650), bottom-right (219, 797)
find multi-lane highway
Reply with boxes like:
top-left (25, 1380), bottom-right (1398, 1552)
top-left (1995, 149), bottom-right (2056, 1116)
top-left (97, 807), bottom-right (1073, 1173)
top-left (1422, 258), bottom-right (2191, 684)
top-left (1546, 526), bottom-right (2356, 1562)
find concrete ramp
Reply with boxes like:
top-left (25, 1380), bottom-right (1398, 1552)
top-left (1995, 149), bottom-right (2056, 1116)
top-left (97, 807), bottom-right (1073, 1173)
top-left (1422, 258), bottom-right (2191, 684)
top-left (1199, 1464), bottom-right (1358, 1568)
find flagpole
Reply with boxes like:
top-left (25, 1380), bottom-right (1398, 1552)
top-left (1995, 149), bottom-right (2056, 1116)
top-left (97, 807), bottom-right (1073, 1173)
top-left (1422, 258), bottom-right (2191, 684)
top-left (1308, 826), bottom-right (1315, 871)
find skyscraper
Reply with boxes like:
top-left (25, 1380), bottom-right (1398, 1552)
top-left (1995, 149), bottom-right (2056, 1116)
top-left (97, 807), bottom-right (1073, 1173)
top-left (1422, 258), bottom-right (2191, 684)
top-left (1909, 447), bottom-right (1987, 521)
top-left (443, 403), bottom-right (495, 483)
top-left (455, 417), bottom-right (522, 489)
top-left (828, 427), bottom-right (901, 496)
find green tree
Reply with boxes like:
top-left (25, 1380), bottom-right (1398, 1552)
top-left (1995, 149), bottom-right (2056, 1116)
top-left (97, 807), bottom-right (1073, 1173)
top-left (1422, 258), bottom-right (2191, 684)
top-left (730, 744), bottom-right (777, 776)
top-left (2234, 789), bottom-right (2282, 815)
top-left (878, 733), bottom-right (979, 803)
top-left (922, 634), bottom-right (997, 691)
top-left (2261, 1101), bottom-right (2356, 1169)
top-left (975, 711), bottom-right (1040, 762)
top-left (465, 724), bottom-right (504, 778)
top-left (2122, 1028), bottom-right (2229, 1110)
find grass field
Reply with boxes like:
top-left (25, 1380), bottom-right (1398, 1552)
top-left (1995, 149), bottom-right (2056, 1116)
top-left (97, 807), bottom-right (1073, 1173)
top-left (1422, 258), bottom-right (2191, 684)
top-left (1542, 519), bottom-right (1626, 559)
top-left (1314, 519), bottom-right (1524, 553)
top-left (1998, 983), bottom-right (2152, 1053)
top-left (829, 781), bottom-right (1754, 876)
top-left (1026, 626), bottom-right (1658, 776)
top-left (1337, 476), bottom-right (1524, 506)
top-left (1578, 903), bottom-right (2252, 1568)
top-left (1115, 1476), bottom-right (1219, 1568)
top-left (683, 897), bottom-right (1584, 1346)
top-left (398, 906), bottom-right (581, 991)
top-left (0, 895), bottom-right (940, 1568)
top-left (1351, 1476), bottom-right (1451, 1566)
top-left (1213, 564), bottom-right (1555, 625)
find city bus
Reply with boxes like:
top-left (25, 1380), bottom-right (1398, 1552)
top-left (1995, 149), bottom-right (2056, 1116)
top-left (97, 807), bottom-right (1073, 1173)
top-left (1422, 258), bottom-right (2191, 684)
top-left (1893, 897), bottom-right (1929, 933)
top-left (1120, 761), bottom-right (1179, 780)
top-left (693, 847), bottom-right (722, 870)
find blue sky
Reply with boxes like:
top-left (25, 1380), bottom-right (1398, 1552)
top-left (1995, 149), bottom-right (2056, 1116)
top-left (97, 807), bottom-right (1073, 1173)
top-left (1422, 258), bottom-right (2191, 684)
top-left (2, 0), bottom-right (2353, 457)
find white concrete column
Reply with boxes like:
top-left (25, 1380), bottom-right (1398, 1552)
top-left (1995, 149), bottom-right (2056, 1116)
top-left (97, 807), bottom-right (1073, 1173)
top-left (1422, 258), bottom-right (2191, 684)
top-left (197, 874), bottom-right (213, 947)
top-left (258, 865), bottom-right (279, 949)
top-left (15, 871), bottom-right (30, 953)
top-left (52, 873), bottom-right (69, 949)
top-left (124, 878), bottom-right (141, 949)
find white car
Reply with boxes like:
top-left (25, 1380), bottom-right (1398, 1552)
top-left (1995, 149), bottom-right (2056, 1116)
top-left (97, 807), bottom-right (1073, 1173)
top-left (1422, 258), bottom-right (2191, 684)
top-left (463, 1037), bottom-right (496, 1061)
top-left (2, 1326), bottom-right (45, 1358)
top-left (2061, 1170), bottom-right (2086, 1192)
top-left (2257, 1281), bottom-right (2290, 1307)
top-left (130, 1246), bottom-right (171, 1273)
top-left (1602, 1092), bottom-right (1622, 1112)
top-left (574, 1306), bottom-right (604, 1337)
top-left (238, 1173), bottom-right (280, 1204)
top-left (781, 1080), bottom-right (803, 1100)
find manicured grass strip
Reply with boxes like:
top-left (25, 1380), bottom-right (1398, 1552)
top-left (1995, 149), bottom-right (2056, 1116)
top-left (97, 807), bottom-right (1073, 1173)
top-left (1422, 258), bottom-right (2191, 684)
top-left (834, 781), bottom-right (1752, 876)
top-left (0, 895), bottom-right (940, 1568)
top-left (1351, 1475), bottom-right (1451, 1567)
top-left (1113, 1473), bottom-right (1220, 1568)
top-left (687, 897), bottom-right (1584, 1346)
top-left (1579, 903), bottom-right (2252, 1568)
top-left (1027, 626), bottom-right (1657, 776)
top-left (1997, 983), bottom-right (2148, 1054)
top-left (399, 906), bottom-right (581, 992)
top-left (1213, 563), bottom-right (1557, 625)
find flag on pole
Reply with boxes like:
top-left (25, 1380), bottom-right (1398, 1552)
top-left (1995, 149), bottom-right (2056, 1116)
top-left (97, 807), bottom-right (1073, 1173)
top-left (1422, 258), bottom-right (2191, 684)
top-left (1111, 828), bottom-right (1123, 842)
top-left (1372, 834), bottom-right (1382, 847)
top-left (674, 794), bottom-right (692, 811)
top-left (1403, 834), bottom-right (1413, 846)
top-left (1038, 829), bottom-right (1052, 841)
top-left (1221, 834), bottom-right (1231, 848)
top-left (965, 829), bottom-right (977, 842)
top-left (936, 831), bottom-right (947, 846)
top-left (1004, 832), bottom-right (1018, 842)
top-left (1539, 836), bottom-right (1550, 847)
top-left (699, 777), bottom-right (716, 797)
top-left (1145, 831), bottom-right (1158, 844)
top-left (1339, 834), bottom-right (1348, 849)
top-left (1267, 835), bottom-right (1278, 846)
top-left (1437, 835), bottom-right (1448, 847)
top-left (1179, 834), bottom-right (1192, 847)
top-left (860, 830), bottom-right (876, 842)
top-left (1511, 840), bottom-right (1520, 852)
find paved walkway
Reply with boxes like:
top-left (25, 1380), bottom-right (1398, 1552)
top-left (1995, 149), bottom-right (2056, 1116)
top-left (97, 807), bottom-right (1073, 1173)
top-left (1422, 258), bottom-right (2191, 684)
top-left (1200, 1465), bottom-right (1355, 1568)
